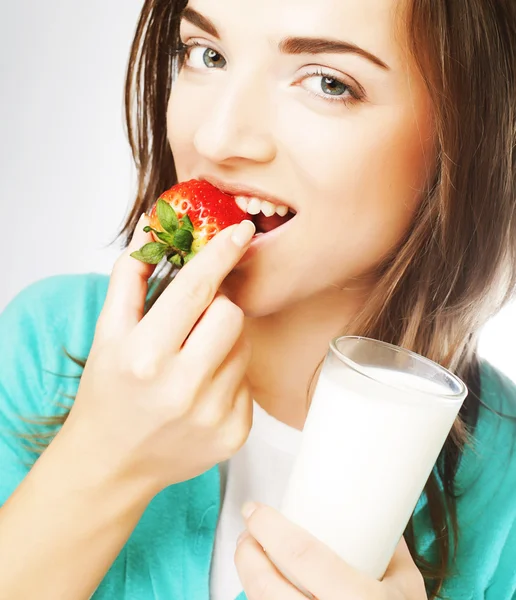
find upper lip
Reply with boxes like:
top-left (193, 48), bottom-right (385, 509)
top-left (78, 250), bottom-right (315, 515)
top-left (200, 175), bottom-right (298, 213)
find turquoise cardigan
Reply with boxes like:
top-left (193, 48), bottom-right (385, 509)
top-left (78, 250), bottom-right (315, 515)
top-left (1, 274), bottom-right (516, 599)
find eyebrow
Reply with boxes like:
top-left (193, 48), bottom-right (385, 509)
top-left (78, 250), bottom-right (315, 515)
top-left (181, 7), bottom-right (391, 71)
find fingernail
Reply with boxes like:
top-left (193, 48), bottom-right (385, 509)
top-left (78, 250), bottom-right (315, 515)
top-left (236, 530), bottom-right (250, 546)
top-left (242, 501), bottom-right (258, 520)
top-left (231, 220), bottom-right (256, 248)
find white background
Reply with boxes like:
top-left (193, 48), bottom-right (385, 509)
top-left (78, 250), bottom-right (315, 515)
top-left (1, 0), bottom-right (515, 382)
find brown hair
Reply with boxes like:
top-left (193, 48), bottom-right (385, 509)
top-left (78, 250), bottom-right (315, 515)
top-left (19, 0), bottom-right (516, 597)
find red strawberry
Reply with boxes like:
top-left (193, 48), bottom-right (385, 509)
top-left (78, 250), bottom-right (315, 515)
top-left (131, 179), bottom-right (248, 268)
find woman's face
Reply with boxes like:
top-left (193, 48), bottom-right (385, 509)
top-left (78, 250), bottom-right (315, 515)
top-left (167, 0), bottom-right (435, 318)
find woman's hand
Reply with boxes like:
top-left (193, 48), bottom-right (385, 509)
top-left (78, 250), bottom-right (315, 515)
top-left (235, 503), bottom-right (427, 600)
top-left (59, 214), bottom-right (257, 496)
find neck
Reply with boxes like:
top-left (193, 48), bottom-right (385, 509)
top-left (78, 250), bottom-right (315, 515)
top-left (244, 285), bottom-right (368, 430)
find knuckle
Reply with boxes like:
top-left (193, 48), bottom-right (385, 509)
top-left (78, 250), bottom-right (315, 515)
top-left (226, 302), bottom-right (245, 329)
top-left (128, 357), bottom-right (161, 381)
top-left (193, 400), bottom-right (226, 429)
top-left (211, 296), bottom-right (245, 329)
top-left (221, 401), bottom-right (252, 454)
top-left (179, 275), bottom-right (216, 306)
top-left (223, 420), bottom-right (250, 454)
top-left (120, 346), bottom-right (161, 382)
top-left (167, 393), bottom-right (195, 420)
top-left (249, 574), bottom-right (275, 600)
top-left (288, 536), bottom-right (314, 566)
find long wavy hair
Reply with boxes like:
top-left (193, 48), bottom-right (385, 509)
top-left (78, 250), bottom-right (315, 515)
top-left (19, 0), bottom-right (516, 598)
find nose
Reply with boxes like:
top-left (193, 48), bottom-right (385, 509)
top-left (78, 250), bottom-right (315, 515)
top-left (193, 72), bottom-right (277, 165)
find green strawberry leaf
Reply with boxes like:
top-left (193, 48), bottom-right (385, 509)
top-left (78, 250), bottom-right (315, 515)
top-left (179, 214), bottom-right (194, 233)
top-left (143, 225), bottom-right (166, 236)
top-left (157, 199), bottom-right (179, 234)
top-left (130, 250), bottom-right (147, 263)
top-left (130, 242), bottom-right (168, 265)
top-left (155, 230), bottom-right (175, 246)
top-left (173, 229), bottom-right (194, 253)
top-left (168, 254), bottom-right (183, 268)
top-left (140, 242), bottom-right (168, 259)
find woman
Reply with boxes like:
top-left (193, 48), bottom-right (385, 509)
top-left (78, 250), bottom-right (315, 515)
top-left (0, 0), bottom-right (515, 598)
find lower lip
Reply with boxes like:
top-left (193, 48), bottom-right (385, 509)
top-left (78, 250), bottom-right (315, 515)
top-left (238, 214), bottom-right (297, 264)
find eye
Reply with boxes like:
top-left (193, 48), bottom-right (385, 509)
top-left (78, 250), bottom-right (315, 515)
top-left (183, 42), bottom-right (227, 70)
top-left (310, 75), bottom-right (347, 96)
top-left (300, 68), bottom-right (362, 105)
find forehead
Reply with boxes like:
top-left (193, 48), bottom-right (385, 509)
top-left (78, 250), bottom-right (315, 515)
top-left (184, 0), bottom-right (407, 68)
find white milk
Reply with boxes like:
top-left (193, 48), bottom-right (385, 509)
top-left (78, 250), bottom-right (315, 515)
top-left (280, 364), bottom-right (463, 581)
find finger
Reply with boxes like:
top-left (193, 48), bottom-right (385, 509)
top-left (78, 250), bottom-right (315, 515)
top-left (188, 334), bottom-right (250, 430)
top-left (211, 332), bottom-right (251, 393)
top-left (235, 532), bottom-right (303, 600)
top-left (96, 214), bottom-right (155, 342)
top-left (134, 220), bottom-right (255, 354)
top-left (179, 294), bottom-right (246, 381)
top-left (382, 536), bottom-right (426, 596)
top-left (243, 504), bottom-right (380, 600)
top-left (218, 379), bottom-right (253, 456)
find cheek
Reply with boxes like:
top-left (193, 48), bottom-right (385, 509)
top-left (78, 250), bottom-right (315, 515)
top-left (166, 86), bottom-right (200, 171)
top-left (280, 101), bottom-right (435, 277)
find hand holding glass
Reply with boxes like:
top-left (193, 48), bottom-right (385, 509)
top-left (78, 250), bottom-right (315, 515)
top-left (275, 336), bottom-right (467, 593)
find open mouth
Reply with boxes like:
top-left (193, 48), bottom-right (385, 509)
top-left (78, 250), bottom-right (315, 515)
top-left (232, 195), bottom-right (297, 235)
top-left (251, 210), bottom-right (296, 235)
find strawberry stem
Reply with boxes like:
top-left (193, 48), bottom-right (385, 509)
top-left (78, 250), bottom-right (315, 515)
top-left (131, 202), bottom-right (196, 267)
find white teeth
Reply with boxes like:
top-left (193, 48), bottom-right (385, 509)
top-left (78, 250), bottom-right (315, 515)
top-left (235, 195), bottom-right (295, 218)
top-left (235, 196), bottom-right (249, 212)
top-left (246, 198), bottom-right (262, 215)
top-left (260, 200), bottom-right (277, 217)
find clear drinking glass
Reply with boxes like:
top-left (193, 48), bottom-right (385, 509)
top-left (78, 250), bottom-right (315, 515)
top-left (277, 336), bottom-right (467, 591)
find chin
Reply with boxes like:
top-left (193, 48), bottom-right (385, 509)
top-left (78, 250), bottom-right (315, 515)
top-left (220, 267), bottom-right (293, 319)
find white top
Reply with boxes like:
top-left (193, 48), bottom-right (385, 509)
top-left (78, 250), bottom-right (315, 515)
top-left (210, 400), bottom-right (303, 600)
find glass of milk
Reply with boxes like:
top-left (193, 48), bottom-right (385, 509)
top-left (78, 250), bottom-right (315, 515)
top-left (278, 336), bottom-right (467, 589)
